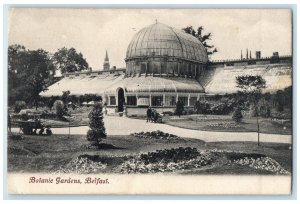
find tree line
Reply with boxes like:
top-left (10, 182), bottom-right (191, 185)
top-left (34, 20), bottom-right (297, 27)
top-left (8, 44), bottom-right (90, 108)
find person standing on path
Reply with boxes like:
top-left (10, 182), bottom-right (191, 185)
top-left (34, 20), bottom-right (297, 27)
top-left (146, 107), bottom-right (152, 122)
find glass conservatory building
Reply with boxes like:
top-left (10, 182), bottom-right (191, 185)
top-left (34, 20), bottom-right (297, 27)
top-left (41, 22), bottom-right (292, 116)
top-left (103, 22), bottom-right (208, 114)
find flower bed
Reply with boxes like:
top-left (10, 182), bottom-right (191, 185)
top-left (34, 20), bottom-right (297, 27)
top-left (53, 148), bottom-right (290, 175)
top-left (140, 147), bottom-right (199, 164)
top-left (211, 150), bottom-right (290, 175)
top-left (131, 130), bottom-right (181, 140)
top-left (207, 122), bottom-right (241, 129)
top-left (225, 152), bottom-right (265, 160)
top-left (228, 156), bottom-right (289, 175)
top-left (209, 150), bottom-right (289, 175)
top-left (55, 156), bottom-right (107, 174)
top-left (120, 147), bottom-right (213, 173)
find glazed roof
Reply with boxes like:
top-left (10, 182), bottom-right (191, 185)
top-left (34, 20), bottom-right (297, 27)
top-left (126, 23), bottom-right (208, 63)
top-left (205, 63), bottom-right (292, 94)
top-left (40, 63), bottom-right (292, 97)
top-left (40, 73), bottom-right (124, 97)
top-left (40, 74), bottom-right (204, 97)
top-left (104, 76), bottom-right (205, 94)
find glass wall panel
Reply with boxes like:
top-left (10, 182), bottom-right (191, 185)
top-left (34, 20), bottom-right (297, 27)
top-left (151, 96), bottom-right (163, 106)
top-left (109, 96), bottom-right (116, 105)
top-left (127, 96), bottom-right (137, 106)
top-left (165, 95), bottom-right (176, 106)
top-left (189, 97), bottom-right (198, 107)
top-left (161, 61), bottom-right (167, 74)
top-left (141, 63), bottom-right (146, 74)
top-left (178, 96), bottom-right (188, 106)
top-left (137, 96), bottom-right (150, 106)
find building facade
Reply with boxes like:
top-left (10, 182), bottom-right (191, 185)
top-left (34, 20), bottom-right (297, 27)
top-left (40, 22), bottom-right (292, 116)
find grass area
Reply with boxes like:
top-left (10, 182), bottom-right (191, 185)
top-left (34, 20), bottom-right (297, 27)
top-left (10, 106), bottom-right (93, 128)
top-left (158, 114), bottom-right (291, 135)
top-left (41, 116), bottom-right (89, 128)
top-left (8, 133), bottom-right (291, 174)
top-left (41, 107), bottom-right (92, 127)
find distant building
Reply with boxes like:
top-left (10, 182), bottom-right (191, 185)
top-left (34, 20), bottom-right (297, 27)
top-left (103, 50), bottom-right (110, 71)
top-left (41, 22), bottom-right (292, 116)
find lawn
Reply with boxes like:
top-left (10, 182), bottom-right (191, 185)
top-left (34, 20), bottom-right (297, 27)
top-left (40, 116), bottom-right (89, 128)
top-left (7, 133), bottom-right (291, 175)
top-left (159, 114), bottom-right (291, 135)
top-left (10, 106), bottom-right (93, 128)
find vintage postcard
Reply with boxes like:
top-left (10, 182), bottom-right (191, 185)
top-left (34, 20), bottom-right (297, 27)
top-left (6, 8), bottom-right (293, 195)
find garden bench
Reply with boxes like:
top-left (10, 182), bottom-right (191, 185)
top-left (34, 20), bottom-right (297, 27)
top-left (12, 120), bottom-right (52, 136)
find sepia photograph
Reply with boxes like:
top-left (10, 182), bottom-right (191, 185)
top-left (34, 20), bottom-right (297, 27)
top-left (6, 8), bottom-right (293, 195)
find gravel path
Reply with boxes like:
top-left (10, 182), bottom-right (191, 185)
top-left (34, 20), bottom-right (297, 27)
top-left (12, 116), bottom-right (292, 144)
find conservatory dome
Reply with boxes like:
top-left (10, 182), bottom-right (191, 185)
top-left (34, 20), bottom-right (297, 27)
top-left (125, 22), bottom-right (208, 63)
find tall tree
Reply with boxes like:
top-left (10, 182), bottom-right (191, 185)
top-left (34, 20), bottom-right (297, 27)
top-left (8, 45), bottom-right (55, 108)
top-left (182, 26), bottom-right (218, 56)
top-left (236, 75), bottom-right (266, 146)
top-left (53, 47), bottom-right (89, 74)
top-left (8, 45), bottom-right (30, 104)
top-left (25, 49), bottom-right (55, 109)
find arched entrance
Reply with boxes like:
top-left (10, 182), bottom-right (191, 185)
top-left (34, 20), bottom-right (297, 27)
top-left (117, 88), bottom-right (125, 112)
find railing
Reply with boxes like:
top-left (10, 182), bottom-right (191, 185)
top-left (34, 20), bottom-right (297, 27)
top-left (63, 68), bottom-right (126, 77)
top-left (210, 55), bottom-right (292, 63)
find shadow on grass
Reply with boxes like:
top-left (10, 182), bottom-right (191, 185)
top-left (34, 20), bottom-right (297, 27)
top-left (84, 143), bottom-right (125, 150)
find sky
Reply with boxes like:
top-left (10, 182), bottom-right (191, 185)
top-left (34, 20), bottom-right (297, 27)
top-left (8, 8), bottom-right (292, 71)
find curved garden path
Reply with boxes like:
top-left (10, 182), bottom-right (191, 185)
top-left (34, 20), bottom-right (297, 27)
top-left (47, 116), bottom-right (292, 144)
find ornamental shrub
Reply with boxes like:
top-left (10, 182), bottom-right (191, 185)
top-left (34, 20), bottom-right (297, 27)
top-left (174, 100), bottom-right (184, 117)
top-left (87, 103), bottom-right (106, 145)
top-left (53, 100), bottom-right (65, 119)
top-left (232, 107), bottom-right (243, 123)
top-left (194, 101), bottom-right (210, 114)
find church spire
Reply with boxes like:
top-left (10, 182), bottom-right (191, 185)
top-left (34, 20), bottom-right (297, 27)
top-left (105, 50), bottom-right (109, 61)
top-left (241, 50), bottom-right (243, 60)
top-left (103, 50), bottom-right (110, 71)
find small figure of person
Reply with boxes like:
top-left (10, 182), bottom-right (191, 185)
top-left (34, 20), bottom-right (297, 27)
top-left (151, 109), bottom-right (157, 123)
top-left (146, 107), bottom-right (152, 122)
top-left (46, 126), bottom-right (52, 136)
top-left (175, 100), bottom-right (184, 118)
top-left (153, 111), bottom-right (159, 123)
top-left (104, 103), bottom-right (108, 115)
top-left (123, 102), bottom-right (127, 117)
top-left (39, 127), bottom-right (45, 135)
top-left (33, 118), bottom-right (40, 135)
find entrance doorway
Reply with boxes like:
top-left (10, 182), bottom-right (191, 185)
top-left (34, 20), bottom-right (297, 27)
top-left (117, 88), bottom-right (125, 112)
